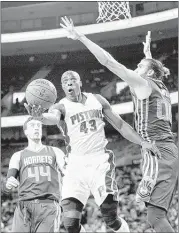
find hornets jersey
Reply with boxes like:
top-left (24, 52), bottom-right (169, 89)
top-left (131, 78), bottom-right (174, 143)
top-left (18, 146), bottom-right (62, 201)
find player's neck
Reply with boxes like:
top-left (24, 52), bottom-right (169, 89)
top-left (27, 140), bottom-right (44, 152)
top-left (67, 92), bottom-right (83, 103)
top-left (77, 92), bottom-right (83, 102)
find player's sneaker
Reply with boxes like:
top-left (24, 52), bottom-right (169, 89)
top-left (80, 225), bottom-right (86, 232)
top-left (115, 217), bottom-right (130, 232)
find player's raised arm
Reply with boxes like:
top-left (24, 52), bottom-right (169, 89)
top-left (24, 103), bottom-right (65, 126)
top-left (143, 31), bottom-right (152, 59)
top-left (60, 17), bottom-right (148, 89)
top-left (95, 94), bottom-right (161, 158)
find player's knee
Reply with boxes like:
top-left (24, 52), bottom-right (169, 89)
top-left (100, 195), bottom-right (121, 230)
top-left (62, 198), bottom-right (83, 233)
top-left (147, 204), bottom-right (166, 228)
top-left (63, 216), bottom-right (80, 233)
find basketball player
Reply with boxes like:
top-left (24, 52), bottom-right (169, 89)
top-left (60, 17), bottom-right (178, 233)
top-left (25, 70), bottom-right (161, 233)
top-left (3, 117), bottom-right (65, 232)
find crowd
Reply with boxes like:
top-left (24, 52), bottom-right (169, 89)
top-left (1, 47), bottom-right (178, 117)
top-left (1, 134), bottom-right (178, 232)
top-left (1, 164), bottom-right (178, 233)
top-left (1, 43), bottom-right (178, 232)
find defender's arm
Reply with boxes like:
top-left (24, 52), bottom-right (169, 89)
top-left (95, 94), bottom-right (144, 145)
top-left (95, 94), bottom-right (161, 158)
top-left (79, 36), bottom-right (149, 88)
top-left (60, 17), bottom-right (148, 89)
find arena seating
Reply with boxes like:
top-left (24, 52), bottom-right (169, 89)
top-left (1, 51), bottom-right (178, 116)
top-left (1, 130), bottom-right (178, 232)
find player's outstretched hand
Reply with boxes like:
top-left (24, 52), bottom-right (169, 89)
top-left (143, 31), bottom-right (152, 59)
top-left (6, 176), bottom-right (19, 190)
top-left (24, 103), bottom-right (46, 118)
top-left (141, 141), bottom-right (161, 159)
top-left (60, 16), bottom-right (84, 40)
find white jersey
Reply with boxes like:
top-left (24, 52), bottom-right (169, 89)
top-left (59, 93), bottom-right (108, 156)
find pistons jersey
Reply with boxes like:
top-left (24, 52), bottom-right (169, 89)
top-left (18, 146), bottom-right (62, 201)
top-left (58, 93), bottom-right (108, 156)
top-left (131, 78), bottom-right (174, 143)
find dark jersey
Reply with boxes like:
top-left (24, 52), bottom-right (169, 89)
top-left (18, 146), bottom-right (62, 201)
top-left (131, 78), bottom-right (174, 143)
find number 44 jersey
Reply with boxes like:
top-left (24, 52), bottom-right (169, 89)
top-left (18, 146), bottom-right (62, 201)
top-left (59, 93), bottom-right (108, 156)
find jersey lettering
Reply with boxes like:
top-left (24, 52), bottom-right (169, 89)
top-left (70, 109), bottom-right (103, 125)
top-left (28, 166), bottom-right (39, 182)
top-left (59, 93), bottom-right (108, 155)
top-left (80, 120), bottom-right (97, 134)
top-left (131, 79), bottom-right (173, 142)
top-left (27, 165), bottom-right (51, 182)
top-left (157, 98), bottom-right (172, 123)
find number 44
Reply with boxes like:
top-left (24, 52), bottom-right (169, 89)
top-left (28, 166), bottom-right (51, 182)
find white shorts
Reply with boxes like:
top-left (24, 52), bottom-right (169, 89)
top-left (62, 149), bottom-right (119, 206)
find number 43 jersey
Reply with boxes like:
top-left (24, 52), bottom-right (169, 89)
top-left (18, 146), bottom-right (62, 201)
top-left (59, 93), bottom-right (108, 156)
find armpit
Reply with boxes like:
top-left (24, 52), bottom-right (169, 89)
top-left (49, 103), bottom-right (66, 118)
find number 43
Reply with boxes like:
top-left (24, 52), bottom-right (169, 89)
top-left (80, 120), bottom-right (97, 134)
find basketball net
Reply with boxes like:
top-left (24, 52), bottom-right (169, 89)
top-left (97, 1), bottom-right (131, 23)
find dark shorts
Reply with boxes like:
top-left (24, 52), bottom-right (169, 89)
top-left (11, 199), bottom-right (61, 232)
top-left (143, 142), bottom-right (178, 211)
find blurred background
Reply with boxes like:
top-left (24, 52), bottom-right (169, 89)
top-left (1, 1), bottom-right (178, 232)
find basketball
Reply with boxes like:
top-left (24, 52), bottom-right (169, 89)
top-left (25, 79), bottom-right (57, 109)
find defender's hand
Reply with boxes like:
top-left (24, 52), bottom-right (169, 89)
top-left (141, 141), bottom-right (161, 159)
top-left (143, 31), bottom-right (152, 58)
top-left (6, 177), bottom-right (19, 190)
top-left (24, 103), bottom-right (46, 118)
top-left (60, 16), bottom-right (84, 40)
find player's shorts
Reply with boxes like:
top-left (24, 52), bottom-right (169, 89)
top-left (62, 149), bottom-right (119, 206)
top-left (139, 142), bottom-right (178, 211)
top-left (11, 199), bottom-right (61, 232)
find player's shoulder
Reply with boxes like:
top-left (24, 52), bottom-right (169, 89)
top-left (50, 146), bottom-right (65, 157)
top-left (12, 150), bottom-right (24, 157)
top-left (94, 94), bottom-right (110, 108)
top-left (146, 78), bottom-right (165, 93)
top-left (49, 101), bottom-right (64, 110)
top-left (10, 150), bottom-right (24, 162)
top-left (94, 93), bottom-right (103, 101)
top-left (131, 77), bottom-right (153, 100)
top-left (59, 97), bottom-right (67, 104)
top-left (48, 100), bottom-right (66, 115)
top-left (50, 146), bottom-right (65, 169)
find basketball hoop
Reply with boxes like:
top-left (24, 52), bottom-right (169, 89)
top-left (97, 1), bottom-right (131, 23)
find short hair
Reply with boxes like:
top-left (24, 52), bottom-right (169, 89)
top-left (23, 117), bottom-right (34, 131)
top-left (61, 70), bottom-right (80, 82)
top-left (144, 58), bottom-right (170, 80)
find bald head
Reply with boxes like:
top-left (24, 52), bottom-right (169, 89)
top-left (61, 70), bottom-right (81, 83)
top-left (61, 70), bottom-right (82, 101)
